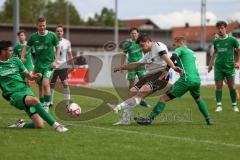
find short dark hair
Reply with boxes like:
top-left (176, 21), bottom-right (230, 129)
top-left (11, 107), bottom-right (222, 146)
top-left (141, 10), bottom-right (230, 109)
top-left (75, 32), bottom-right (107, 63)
top-left (216, 21), bottom-right (227, 28)
top-left (17, 29), bottom-right (26, 36)
top-left (0, 40), bottom-right (12, 51)
top-left (136, 34), bottom-right (152, 44)
top-left (37, 17), bottom-right (46, 23)
top-left (174, 36), bottom-right (186, 42)
top-left (129, 27), bottom-right (139, 33)
top-left (56, 24), bottom-right (64, 30)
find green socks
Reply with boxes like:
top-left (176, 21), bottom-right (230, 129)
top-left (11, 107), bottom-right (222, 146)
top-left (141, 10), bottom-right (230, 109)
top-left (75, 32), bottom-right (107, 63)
top-left (44, 95), bottom-right (51, 103)
top-left (148, 101), bottom-right (165, 120)
top-left (230, 89), bottom-right (237, 105)
top-left (197, 100), bottom-right (209, 118)
top-left (23, 122), bottom-right (35, 128)
top-left (40, 97), bottom-right (44, 103)
top-left (215, 90), bottom-right (222, 106)
top-left (34, 103), bottom-right (55, 126)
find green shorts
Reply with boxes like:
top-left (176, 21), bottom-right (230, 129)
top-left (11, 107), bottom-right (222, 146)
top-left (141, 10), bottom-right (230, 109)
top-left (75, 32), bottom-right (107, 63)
top-left (127, 66), bottom-right (145, 80)
top-left (9, 87), bottom-right (37, 117)
top-left (34, 67), bottom-right (53, 84)
top-left (214, 66), bottom-right (235, 81)
top-left (167, 78), bottom-right (201, 99)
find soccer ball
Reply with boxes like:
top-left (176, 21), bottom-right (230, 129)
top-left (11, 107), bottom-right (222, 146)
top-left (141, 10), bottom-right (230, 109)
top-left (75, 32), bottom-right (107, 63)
top-left (68, 103), bottom-right (81, 116)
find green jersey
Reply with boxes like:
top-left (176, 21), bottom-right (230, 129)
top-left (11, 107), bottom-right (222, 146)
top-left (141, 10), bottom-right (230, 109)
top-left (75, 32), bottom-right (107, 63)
top-left (213, 35), bottom-right (239, 68)
top-left (123, 40), bottom-right (143, 63)
top-left (174, 45), bottom-right (200, 82)
top-left (13, 42), bottom-right (33, 72)
top-left (0, 57), bottom-right (27, 98)
top-left (27, 31), bottom-right (59, 69)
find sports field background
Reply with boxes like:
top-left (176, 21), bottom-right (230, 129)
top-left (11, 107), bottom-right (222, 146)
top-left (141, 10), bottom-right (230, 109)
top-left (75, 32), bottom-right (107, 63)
top-left (0, 86), bottom-right (240, 160)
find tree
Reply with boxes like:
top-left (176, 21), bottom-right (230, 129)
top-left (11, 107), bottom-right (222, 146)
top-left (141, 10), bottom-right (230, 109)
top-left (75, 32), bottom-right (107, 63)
top-left (0, 0), bottom-right (83, 25)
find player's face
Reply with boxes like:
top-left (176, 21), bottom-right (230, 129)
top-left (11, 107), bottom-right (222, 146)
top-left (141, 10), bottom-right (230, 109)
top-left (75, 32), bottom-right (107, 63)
top-left (18, 33), bottom-right (26, 43)
top-left (130, 30), bottom-right (139, 41)
top-left (217, 25), bottom-right (227, 37)
top-left (37, 21), bottom-right (46, 35)
top-left (56, 27), bottom-right (64, 39)
top-left (173, 40), bottom-right (181, 49)
top-left (3, 47), bottom-right (13, 60)
top-left (139, 41), bottom-right (151, 53)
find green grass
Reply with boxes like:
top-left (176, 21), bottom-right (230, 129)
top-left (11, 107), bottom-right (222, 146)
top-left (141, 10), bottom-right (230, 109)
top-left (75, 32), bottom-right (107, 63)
top-left (1, 86), bottom-right (240, 160)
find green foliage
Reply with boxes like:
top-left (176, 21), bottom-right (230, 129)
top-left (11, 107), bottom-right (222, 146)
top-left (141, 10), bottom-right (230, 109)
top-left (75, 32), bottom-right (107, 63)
top-left (0, 1), bottom-right (126, 27)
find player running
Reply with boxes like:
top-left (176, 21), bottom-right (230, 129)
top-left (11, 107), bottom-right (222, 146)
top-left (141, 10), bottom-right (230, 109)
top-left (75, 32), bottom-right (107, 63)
top-left (208, 21), bottom-right (240, 112)
top-left (135, 36), bottom-right (213, 125)
top-left (0, 40), bottom-right (68, 132)
top-left (108, 34), bottom-right (183, 125)
top-left (21, 17), bottom-right (61, 112)
top-left (50, 25), bottom-right (75, 109)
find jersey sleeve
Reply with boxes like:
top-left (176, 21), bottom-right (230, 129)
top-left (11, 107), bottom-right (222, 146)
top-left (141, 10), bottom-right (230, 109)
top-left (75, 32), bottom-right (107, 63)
top-left (15, 58), bottom-right (27, 72)
top-left (232, 37), bottom-right (240, 48)
top-left (122, 41), bottom-right (131, 54)
top-left (174, 48), bottom-right (182, 57)
top-left (155, 43), bottom-right (168, 56)
top-left (27, 35), bottom-right (34, 47)
top-left (52, 33), bottom-right (60, 46)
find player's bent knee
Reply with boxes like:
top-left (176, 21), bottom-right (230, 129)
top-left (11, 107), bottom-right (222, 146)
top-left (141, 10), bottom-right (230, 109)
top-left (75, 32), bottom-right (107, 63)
top-left (35, 122), bottom-right (44, 129)
top-left (130, 87), bottom-right (138, 93)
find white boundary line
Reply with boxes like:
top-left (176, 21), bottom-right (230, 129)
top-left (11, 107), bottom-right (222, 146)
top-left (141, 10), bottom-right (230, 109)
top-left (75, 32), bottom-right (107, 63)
top-left (67, 123), bottom-right (240, 149)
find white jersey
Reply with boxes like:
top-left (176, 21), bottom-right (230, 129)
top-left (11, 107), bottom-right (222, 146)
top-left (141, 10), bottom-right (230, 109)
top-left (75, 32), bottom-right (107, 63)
top-left (139, 42), bottom-right (168, 75)
top-left (56, 38), bottom-right (72, 69)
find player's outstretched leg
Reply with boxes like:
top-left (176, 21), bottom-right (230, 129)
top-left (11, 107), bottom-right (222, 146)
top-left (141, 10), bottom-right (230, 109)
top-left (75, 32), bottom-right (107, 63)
top-left (195, 98), bottom-right (213, 125)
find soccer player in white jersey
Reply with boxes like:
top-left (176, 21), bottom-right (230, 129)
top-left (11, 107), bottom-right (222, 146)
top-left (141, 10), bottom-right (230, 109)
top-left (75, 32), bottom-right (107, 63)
top-left (108, 34), bottom-right (183, 125)
top-left (50, 25), bottom-right (75, 109)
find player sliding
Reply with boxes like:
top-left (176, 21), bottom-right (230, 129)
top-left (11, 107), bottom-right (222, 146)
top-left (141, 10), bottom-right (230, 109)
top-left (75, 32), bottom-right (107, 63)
top-left (0, 40), bottom-right (68, 132)
top-left (135, 36), bottom-right (213, 125)
top-left (208, 21), bottom-right (240, 112)
top-left (108, 34), bottom-right (183, 125)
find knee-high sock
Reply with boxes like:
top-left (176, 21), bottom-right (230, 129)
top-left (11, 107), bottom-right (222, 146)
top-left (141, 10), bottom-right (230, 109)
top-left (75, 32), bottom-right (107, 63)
top-left (230, 89), bottom-right (237, 106)
top-left (34, 103), bottom-right (55, 126)
top-left (122, 108), bottom-right (132, 121)
top-left (215, 90), bottom-right (222, 106)
top-left (197, 99), bottom-right (209, 118)
top-left (63, 86), bottom-right (70, 106)
top-left (148, 101), bottom-right (165, 120)
top-left (117, 97), bottom-right (141, 110)
top-left (50, 89), bottom-right (54, 104)
top-left (44, 95), bottom-right (51, 107)
top-left (23, 122), bottom-right (35, 128)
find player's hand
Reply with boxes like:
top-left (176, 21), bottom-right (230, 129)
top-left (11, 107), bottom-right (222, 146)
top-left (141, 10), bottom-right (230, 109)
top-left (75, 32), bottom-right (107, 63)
top-left (30, 73), bottom-right (42, 80)
top-left (208, 65), bottom-right (213, 73)
top-left (51, 61), bottom-right (57, 69)
top-left (235, 62), bottom-right (240, 69)
top-left (159, 71), bottom-right (169, 80)
top-left (173, 66), bottom-right (183, 75)
top-left (21, 57), bottom-right (26, 63)
top-left (114, 66), bottom-right (122, 72)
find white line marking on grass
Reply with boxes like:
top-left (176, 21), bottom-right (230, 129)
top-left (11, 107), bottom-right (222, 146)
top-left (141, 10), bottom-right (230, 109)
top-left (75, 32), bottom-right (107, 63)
top-left (67, 123), bottom-right (240, 149)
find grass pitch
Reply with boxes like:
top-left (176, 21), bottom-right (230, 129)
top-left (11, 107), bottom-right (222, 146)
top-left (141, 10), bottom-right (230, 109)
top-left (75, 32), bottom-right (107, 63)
top-left (0, 86), bottom-right (240, 160)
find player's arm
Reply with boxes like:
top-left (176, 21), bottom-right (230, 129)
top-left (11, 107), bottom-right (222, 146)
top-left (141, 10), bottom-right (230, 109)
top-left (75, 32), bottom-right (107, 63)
top-left (161, 52), bottom-right (183, 75)
top-left (235, 48), bottom-right (240, 69)
top-left (23, 70), bottom-right (42, 80)
top-left (20, 46), bottom-right (29, 63)
top-left (114, 62), bottom-right (144, 72)
top-left (208, 51), bottom-right (216, 72)
top-left (121, 54), bottom-right (126, 65)
top-left (52, 45), bottom-right (61, 69)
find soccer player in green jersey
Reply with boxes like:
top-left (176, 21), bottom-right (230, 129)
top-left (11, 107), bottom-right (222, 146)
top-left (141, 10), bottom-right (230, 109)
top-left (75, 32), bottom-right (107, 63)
top-left (135, 36), bottom-right (213, 125)
top-left (21, 17), bottom-right (61, 112)
top-left (121, 27), bottom-right (145, 88)
top-left (0, 40), bottom-right (67, 132)
top-left (13, 30), bottom-right (33, 73)
top-left (208, 21), bottom-right (240, 112)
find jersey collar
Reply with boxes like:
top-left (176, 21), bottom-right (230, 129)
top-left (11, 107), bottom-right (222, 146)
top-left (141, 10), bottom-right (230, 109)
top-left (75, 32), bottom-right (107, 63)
top-left (38, 30), bottom-right (49, 36)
